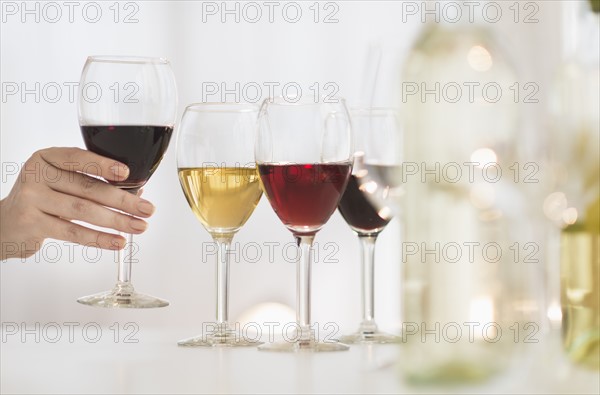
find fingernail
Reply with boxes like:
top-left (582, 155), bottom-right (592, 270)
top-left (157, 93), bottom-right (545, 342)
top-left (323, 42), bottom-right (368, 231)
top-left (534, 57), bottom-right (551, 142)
top-left (110, 163), bottom-right (129, 179)
top-left (130, 218), bottom-right (148, 232)
top-left (109, 238), bottom-right (125, 250)
top-left (137, 199), bottom-right (155, 215)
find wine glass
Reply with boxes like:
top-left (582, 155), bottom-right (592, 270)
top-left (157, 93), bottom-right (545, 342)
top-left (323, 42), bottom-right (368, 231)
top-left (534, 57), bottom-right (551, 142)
top-left (77, 56), bottom-right (177, 308)
top-left (255, 97), bottom-right (353, 352)
top-left (337, 107), bottom-right (403, 343)
top-left (177, 103), bottom-right (263, 347)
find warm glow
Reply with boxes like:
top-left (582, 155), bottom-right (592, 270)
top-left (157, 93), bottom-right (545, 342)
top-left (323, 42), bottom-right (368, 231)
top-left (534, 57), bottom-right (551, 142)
top-left (470, 148), bottom-right (497, 166)
top-left (562, 207), bottom-right (578, 225)
top-left (355, 168), bottom-right (369, 178)
top-left (479, 209), bottom-right (503, 221)
top-left (543, 192), bottom-right (568, 221)
top-left (547, 303), bottom-right (563, 323)
top-left (469, 297), bottom-right (495, 324)
top-left (359, 180), bottom-right (378, 195)
top-left (378, 206), bottom-right (392, 220)
top-left (566, 288), bottom-right (587, 304)
top-left (469, 298), bottom-right (498, 340)
top-left (236, 302), bottom-right (296, 335)
top-left (467, 45), bottom-right (493, 72)
top-left (354, 152), bottom-right (367, 178)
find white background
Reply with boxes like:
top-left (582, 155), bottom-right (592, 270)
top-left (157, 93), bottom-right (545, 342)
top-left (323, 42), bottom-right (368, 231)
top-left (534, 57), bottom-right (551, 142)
top-left (1, 2), bottom-right (590, 393)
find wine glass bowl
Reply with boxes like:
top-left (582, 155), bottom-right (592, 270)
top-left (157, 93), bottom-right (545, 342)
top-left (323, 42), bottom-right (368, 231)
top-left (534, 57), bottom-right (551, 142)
top-left (257, 162), bottom-right (352, 236)
top-left (80, 125), bottom-right (173, 192)
top-left (255, 97), bottom-right (353, 352)
top-left (337, 107), bottom-right (403, 343)
top-left (76, 56), bottom-right (177, 308)
top-left (177, 103), bottom-right (262, 347)
top-left (350, 107), bottom-right (404, 220)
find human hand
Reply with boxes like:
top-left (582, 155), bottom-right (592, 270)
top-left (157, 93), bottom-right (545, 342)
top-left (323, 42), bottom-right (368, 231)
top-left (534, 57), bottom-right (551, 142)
top-left (1, 147), bottom-right (156, 260)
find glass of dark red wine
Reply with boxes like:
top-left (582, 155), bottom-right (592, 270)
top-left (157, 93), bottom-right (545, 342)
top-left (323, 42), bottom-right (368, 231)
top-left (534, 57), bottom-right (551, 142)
top-left (338, 107), bottom-right (403, 343)
top-left (77, 56), bottom-right (177, 308)
top-left (255, 97), bottom-right (353, 352)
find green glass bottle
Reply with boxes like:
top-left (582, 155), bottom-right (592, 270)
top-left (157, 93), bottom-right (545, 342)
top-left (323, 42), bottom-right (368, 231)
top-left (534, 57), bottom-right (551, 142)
top-left (551, 0), bottom-right (600, 371)
top-left (399, 0), bottom-right (541, 384)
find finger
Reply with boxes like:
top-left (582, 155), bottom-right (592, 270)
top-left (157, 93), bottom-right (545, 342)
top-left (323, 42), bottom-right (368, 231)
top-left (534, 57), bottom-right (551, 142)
top-left (42, 213), bottom-right (126, 250)
top-left (37, 147), bottom-right (129, 182)
top-left (37, 189), bottom-right (149, 235)
top-left (46, 170), bottom-right (155, 218)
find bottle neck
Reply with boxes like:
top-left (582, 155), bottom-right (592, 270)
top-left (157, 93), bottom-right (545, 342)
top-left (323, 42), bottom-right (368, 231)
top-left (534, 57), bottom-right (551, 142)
top-left (563, 1), bottom-right (600, 63)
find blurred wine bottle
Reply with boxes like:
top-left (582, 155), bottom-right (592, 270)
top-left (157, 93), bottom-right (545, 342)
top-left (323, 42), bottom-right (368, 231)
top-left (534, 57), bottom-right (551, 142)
top-left (399, 0), bottom-right (542, 385)
top-left (550, 0), bottom-right (600, 371)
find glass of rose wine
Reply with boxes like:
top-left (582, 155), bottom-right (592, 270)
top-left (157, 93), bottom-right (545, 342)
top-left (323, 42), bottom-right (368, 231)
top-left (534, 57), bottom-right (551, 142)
top-left (337, 107), bottom-right (403, 343)
top-left (255, 97), bottom-right (353, 352)
top-left (177, 103), bottom-right (263, 347)
top-left (77, 56), bottom-right (177, 308)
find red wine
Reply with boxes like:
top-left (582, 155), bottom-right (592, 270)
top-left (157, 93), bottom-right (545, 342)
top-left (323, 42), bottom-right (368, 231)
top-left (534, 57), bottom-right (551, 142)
top-left (338, 174), bottom-right (391, 234)
top-left (81, 125), bottom-right (173, 190)
top-left (258, 163), bottom-right (352, 235)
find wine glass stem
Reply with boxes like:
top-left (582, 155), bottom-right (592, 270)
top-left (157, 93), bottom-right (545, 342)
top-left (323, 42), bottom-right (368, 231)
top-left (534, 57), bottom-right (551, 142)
top-left (296, 235), bottom-right (315, 341)
top-left (117, 232), bottom-right (135, 285)
top-left (359, 235), bottom-right (377, 327)
top-left (116, 189), bottom-right (139, 289)
top-left (214, 236), bottom-right (233, 329)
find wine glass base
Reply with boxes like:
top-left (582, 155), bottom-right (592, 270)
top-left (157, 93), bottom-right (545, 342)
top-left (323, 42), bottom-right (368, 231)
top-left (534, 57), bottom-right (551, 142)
top-left (338, 330), bottom-right (401, 344)
top-left (259, 339), bottom-right (349, 352)
top-left (77, 284), bottom-right (169, 309)
top-left (178, 333), bottom-right (262, 347)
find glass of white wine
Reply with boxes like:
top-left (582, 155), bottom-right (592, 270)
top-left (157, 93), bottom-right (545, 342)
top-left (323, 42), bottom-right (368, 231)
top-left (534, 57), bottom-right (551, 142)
top-left (176, 103), bottom-right (262, 347)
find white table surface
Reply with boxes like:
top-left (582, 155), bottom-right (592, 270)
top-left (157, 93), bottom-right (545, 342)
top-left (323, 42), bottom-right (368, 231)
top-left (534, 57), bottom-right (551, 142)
top-left (1, 326), bottom-right (598, 394)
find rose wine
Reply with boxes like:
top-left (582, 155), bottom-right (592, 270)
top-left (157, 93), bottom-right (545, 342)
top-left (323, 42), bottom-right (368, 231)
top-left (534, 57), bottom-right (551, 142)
top-left (338, 171), bottom-right (391, 234)
top-left (178, 167), bottom-right (263, 237)
top-left (258, 162), bottom-right (352, 235)
top-left (81, 125), bottom-right (173, 190)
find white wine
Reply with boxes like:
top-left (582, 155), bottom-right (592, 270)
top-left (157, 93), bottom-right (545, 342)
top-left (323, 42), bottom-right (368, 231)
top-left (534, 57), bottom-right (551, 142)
top-left (561, 198), bottom-right (600, 370)
top-left (178, 167), bottom-right (262, 237)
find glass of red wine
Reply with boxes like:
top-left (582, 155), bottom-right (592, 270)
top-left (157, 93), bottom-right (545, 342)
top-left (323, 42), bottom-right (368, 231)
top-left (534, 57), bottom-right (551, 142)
top-left (77, 56), bottom-right (177, 308)
top-left (255, 97), bottom-right (353, 352)
top-left (337, 107), bottom-right (403, 343)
